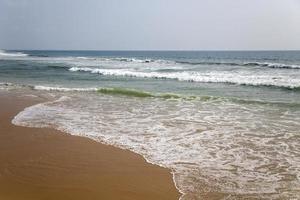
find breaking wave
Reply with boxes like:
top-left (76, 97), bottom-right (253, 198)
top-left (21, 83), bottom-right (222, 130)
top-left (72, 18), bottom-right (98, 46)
top-left (69, 67), bottom-right (300, 90)
top-left (70, 56), bottom-right (300, 69)
top-left (2, 83), bottom-right (299, 108)
top-left (176, 60), bottom-right (300, 69)
top-left (0, 50), bottom-right (28, 57)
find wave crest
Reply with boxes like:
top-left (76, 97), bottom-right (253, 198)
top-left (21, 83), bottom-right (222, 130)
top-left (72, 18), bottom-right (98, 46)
top-left (176, 60), bottom-right (300, 69)
top-left (0, 50), bottom-right (28, 57)
top-left (69, 67), bottom-right (300, 90)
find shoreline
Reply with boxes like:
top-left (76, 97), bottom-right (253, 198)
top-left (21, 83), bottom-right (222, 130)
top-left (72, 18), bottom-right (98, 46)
top-left (0, 90), bottom-right (180, 200)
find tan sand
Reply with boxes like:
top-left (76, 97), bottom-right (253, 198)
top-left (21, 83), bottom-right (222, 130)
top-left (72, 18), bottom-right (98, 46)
top-left (0, 91), bottom-right (180, 200)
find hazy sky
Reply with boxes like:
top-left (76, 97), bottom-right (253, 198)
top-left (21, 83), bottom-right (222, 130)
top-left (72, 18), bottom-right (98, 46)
top-left (0, 0), bottom-right (300, 50)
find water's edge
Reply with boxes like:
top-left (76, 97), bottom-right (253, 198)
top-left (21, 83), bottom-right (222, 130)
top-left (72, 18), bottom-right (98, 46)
top-left (11, 98), bottom-right (185, 200)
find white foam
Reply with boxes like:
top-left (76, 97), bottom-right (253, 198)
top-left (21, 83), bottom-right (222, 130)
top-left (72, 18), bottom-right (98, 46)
top-left (250, 62), bottom-right (300, 69)
top-left (69, 67), bottom-right (300, 89)
top-left (0, 82), bottom-right (26, 90)
top-left (33, 85), bottom-right (98, 92)
top-left (0, 50), bottom-right (28, 57)
top-left (3, 53), bottom-right (300, 90)
top-left (76, 56), bottom-right (91, 60)
top-left (12, 93), bottom-right (300, 199)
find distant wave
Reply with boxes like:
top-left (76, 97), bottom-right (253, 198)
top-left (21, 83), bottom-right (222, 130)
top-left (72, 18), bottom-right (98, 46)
top-left (72, 56), bottom-right (300, 69)
top-left (47, 65), bottom-right (70, 70)
top-left (116, 57), bottom-right (153, 63)
top-left (4, 52), bottom-right (299, 70)
top-left (32, 54), bottom-right (49, 57)
top-left (69, 67), bottom-right (300, 90)
top-left (74, 57), bottom-right (300, 69)
top-left (88, 57), bottom-right (173, 65)
top-left (0, 50), bottom-right (28, 57)
top-left (176, 60), bottom-right (300, 69)
top-left (72, 57), bottom-right (300, 69)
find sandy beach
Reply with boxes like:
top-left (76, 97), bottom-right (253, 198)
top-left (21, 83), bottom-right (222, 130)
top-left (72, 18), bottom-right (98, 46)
top-left (0, 91), bottom-right (180, 200)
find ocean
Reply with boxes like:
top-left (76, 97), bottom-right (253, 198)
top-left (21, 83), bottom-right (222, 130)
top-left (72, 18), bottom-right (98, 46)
top-left (1, 50), bottom-right (300, 199)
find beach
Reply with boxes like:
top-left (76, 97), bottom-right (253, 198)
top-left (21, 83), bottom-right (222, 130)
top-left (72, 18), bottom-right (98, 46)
top-left (0, 50), bottom-right (300, 199)
top-left (0, 91), bottom-right (180, 200)
top-left (1, 0), bottom-right (300, 198)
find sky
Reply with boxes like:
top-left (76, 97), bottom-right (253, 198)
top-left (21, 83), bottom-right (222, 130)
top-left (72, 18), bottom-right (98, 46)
top-left (0, 0), bottom-right (300, 50)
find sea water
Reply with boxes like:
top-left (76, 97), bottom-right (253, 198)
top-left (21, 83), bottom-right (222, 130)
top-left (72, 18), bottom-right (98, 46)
top-left (1, 50), bottom-right (300, 199)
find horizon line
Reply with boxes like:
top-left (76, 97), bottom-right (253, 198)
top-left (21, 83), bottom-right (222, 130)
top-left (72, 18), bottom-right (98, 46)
top-left (4, 49), bottom-right (300, 52)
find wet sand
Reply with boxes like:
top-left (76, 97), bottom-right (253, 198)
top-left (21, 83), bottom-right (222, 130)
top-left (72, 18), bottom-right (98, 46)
top-left (0, 91), bottom-right (180, 200)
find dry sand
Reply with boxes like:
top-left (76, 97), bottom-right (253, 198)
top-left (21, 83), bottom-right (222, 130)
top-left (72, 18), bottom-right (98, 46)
top-left (0, 91), bottom-right (180, 200)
